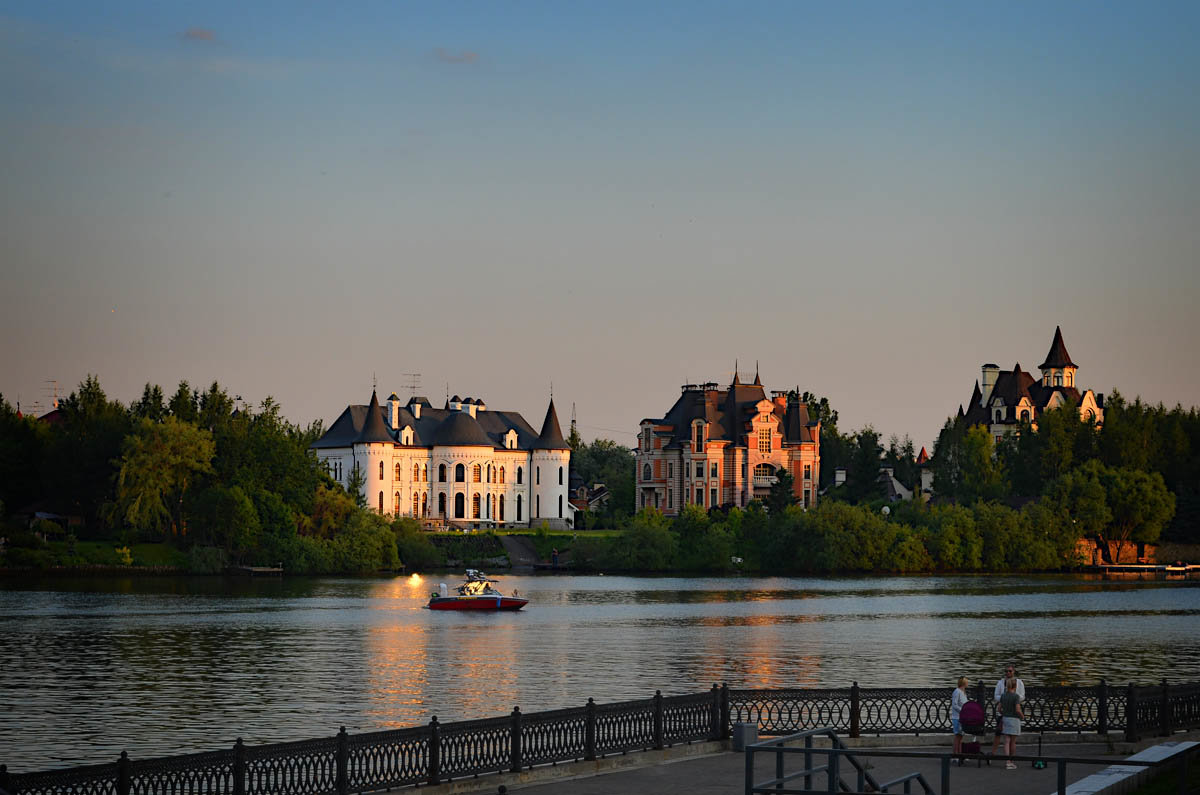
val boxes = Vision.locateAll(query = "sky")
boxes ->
[2,1,1198,449]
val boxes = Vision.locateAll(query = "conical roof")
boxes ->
[1039,326,1077,370]
[531,399,570,449]
[356,391,394,444]
[432,411,493,447]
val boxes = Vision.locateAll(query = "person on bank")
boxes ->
[991,664,1025,755]
[951,677,969,760]
[999,677,1024,769]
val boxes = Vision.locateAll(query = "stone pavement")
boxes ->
[503,741,1131,795]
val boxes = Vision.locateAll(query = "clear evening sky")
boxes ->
[2,2,1198,449]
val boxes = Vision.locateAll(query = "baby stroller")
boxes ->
[958,700,989,766]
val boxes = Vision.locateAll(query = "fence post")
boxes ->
[710,684,721,740]
[653,690,664,750]
[428,717,440,785]
[1098,679,1108,735]
[1125,684,1138,742]
[1160,679,1171,737]
[850,682,861,739]
[117,752,132,795]
[585,698,597,761]
[511,707,522,773]
[721,683,731,739]
[232,740,245,795]
[336,726,349,795]
[0,764,10,795]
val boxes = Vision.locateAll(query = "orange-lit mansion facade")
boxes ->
[636,370,820,515]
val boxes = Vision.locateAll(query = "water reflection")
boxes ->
[1,574,1197,770]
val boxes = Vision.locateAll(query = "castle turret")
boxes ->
[1039,325,1078,389]
[530,399,571,528]
[355,390,395,514]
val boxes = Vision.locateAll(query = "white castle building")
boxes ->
[311,391,572,529]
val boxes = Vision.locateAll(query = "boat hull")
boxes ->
[428,596,528,611]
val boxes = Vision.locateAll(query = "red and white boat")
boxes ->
[428,570,528,611]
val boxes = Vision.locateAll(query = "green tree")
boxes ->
[346,462,367,509]
[1094,464,1175,563]
[168,381,199,423]
[112,416,216,538]
[767,466,797,514]
[49,375,133,531]
[846,428,884,502]
[959,426,1007,503]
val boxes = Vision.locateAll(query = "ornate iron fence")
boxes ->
[4,680,1200,795]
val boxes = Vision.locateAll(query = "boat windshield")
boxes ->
[458,579,499,596]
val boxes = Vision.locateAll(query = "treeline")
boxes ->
[0,376,405,573]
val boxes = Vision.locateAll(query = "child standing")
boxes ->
[951,677,968,761]
[1000,677,1025,770]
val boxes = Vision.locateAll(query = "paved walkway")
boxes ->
[505,741,1129,794]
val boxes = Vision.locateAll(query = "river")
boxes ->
[2,572,1198,770]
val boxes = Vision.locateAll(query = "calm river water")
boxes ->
[2,573,1199,770]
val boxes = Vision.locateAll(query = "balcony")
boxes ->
[753,475,778,488]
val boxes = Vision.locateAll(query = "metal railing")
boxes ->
[745,734,1200,795]
[4,680,1200,795]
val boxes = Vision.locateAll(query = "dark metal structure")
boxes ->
[3,680,1199,795]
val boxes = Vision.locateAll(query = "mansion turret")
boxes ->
[636,368,820,516]
[311,391,572,529]
[959,326,1104,441]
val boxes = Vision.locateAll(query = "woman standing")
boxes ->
[951,677,968,761]
[999,677,1024,770]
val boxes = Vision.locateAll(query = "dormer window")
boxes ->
[757,427,770,453]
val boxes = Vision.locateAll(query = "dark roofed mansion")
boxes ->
[311,391,572,529]
[637,367,821,516]
[959,326,1104,443]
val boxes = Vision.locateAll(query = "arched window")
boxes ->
[558,494,562,517]
[455,463,465,482]
[472,493,480,519]
[486,464,491,484]
[394,492,401,514]
[378,491,383,512]
[395,463,402,481]
[422,492,428,517]
[499,467,506,484]
[995,410,1003,422]
[558,466,563,485]
[1020,410,1031,423]
[536,494,540,517]
[1066,371,1073,387]
[517,467,523,484]
[500,494,506,521]
[412,492,419,516]
[438,493,446,516]
[472,464,481,482]
[422,464,428,482]
[1054,373,1063,387]
[536,466,540,485]
[413,464,419,481]
[379,461,384,480]
[643,463,652,481]
[753,463,775,478]
[438,464,446,482]
[455,493,465,519]
[487,494,493,518]
[516,494,523,522]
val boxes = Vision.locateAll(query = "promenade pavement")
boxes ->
[504,741,1132,795]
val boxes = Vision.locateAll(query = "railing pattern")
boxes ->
[5,680,1200,795]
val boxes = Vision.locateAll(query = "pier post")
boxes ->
[653,691,664,750]
[510,707,522,773]
[1125,684,1138,742]
[1098,679,1108,735]
[335,727,349,795]
[428,717,440,785]
[1160,679,1171,736]
[585,698,597,760]
[232,740,245,795]
[117,752,131,795]
[850,682,860,739]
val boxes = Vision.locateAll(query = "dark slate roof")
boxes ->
[531,399,570,450]
[312,395,542,451]
[1039,326,1077,370]
[963,360,1086,427]
[432,411,494,446]
[647,375,815,449]
[387,393,400,401]
[357,391,395,444]
[408,396,431,407]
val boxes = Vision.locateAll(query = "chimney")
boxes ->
[387,394,401,429]
[410,399,421,420]
[981,364,1000,406]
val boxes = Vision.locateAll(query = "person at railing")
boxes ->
[999,677,1025,770]
[950,676,968,761]
[990,664,1025,756]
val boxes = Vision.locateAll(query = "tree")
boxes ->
[846,428,884,502]
[346,462,367,509]
[168,381,199,423]
[50,375,133,530]
[113,416,216,538]
[959,426,1007,503]
[131,384,166,422]
[767,466,796,514]
[1095,464,1175,563]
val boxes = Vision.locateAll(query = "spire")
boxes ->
[753,361,761,386]
[970,380,982,407]
[732,360,741,386]
[531,398,570,449]
[1039,325,1077,370]
[356,390,394,444]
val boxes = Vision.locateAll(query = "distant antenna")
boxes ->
[372,372,377,391]
[45,380,60,409]
[571,402,577,436]
[401,372,422,394]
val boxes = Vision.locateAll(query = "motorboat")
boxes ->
[428,569,528,611]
